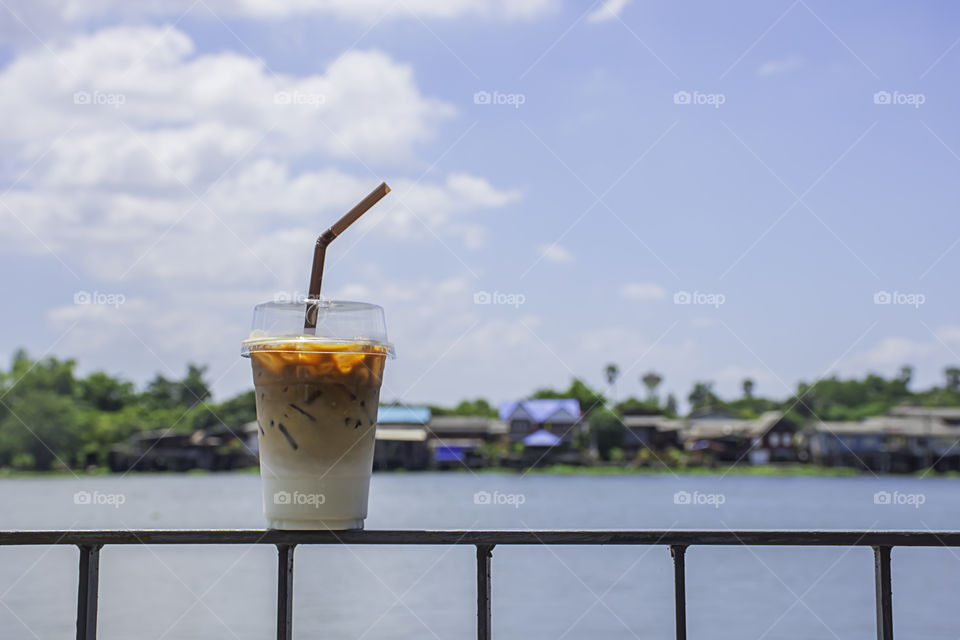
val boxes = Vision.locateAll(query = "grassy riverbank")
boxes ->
[4,464,957,478]
[481,464,863,477]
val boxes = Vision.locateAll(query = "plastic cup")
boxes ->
[241,300,394,530]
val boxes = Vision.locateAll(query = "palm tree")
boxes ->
[741,378,755,400]
[641,371,662,401]
[604,364,620,402]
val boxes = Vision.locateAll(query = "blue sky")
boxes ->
[1,0,959,409]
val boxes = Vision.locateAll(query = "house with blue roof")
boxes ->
[498,399,582,443]
[374,406,431,470]
[377,406,431,425]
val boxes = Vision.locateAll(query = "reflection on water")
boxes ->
[0,472,958,639]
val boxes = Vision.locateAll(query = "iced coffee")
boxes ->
[242,301,392,529]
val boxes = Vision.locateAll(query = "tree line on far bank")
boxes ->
[2,349,960,470]
[0,350,254,470]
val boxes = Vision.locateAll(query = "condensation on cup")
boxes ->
[241,300,394,530]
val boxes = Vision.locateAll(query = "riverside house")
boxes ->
[681,411,798,464]
[374,406,430,470]
[108,424,259,472]
[621,414,684,455]
[498,399,583,443]
[427,415,506,468]
[809,410,960,473]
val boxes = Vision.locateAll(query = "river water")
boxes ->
[0,472,957,639]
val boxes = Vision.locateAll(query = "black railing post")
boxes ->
[873,545,893,640]
[76,544,101,640]
[277,544,296,640]
[476,544,494,640]
[670,545,687,640]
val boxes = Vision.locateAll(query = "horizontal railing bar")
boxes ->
[0,530,957,547]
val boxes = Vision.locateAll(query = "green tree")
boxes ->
[428,398,497,418]
[898,365,913,387]
[193,389,257,432]
[641,371,662,402]
[589,408,624,461]
[180,364,212,407]
[144,364,211,410]
[614,396,660,415]
[742,378,755,399]
[687,382,718,414]
[664,393,678,416]
[0,352,87,468]
[788,373,913,421]
[79,371,135,412]
[531,378,606,415]
[946,367,960,394]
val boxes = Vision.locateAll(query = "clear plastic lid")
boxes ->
[241,300,394,357]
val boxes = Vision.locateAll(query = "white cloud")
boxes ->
[859,336,939,368]
[620,282,666,301]
[569,325,703,402]
[0,0,558,44]
[0,28,454,170]
[834,326,960,390]
[369,173,521,244]
[586,0,630,23]
[756,55,805,77]
[231,0,559,20]
[537,244,574,263]
[0,26,520,283]
[1,22,524,403]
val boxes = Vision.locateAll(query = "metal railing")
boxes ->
[2,529,957,640]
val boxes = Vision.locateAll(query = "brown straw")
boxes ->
[304,182,391,330]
